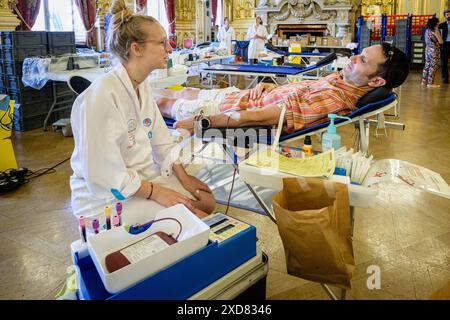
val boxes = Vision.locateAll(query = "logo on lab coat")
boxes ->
[143,118,152,127]
[127,119,137,148]
[147,131,153,140]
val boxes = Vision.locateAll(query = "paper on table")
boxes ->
[245,147,335,178]
[364,159,450,199]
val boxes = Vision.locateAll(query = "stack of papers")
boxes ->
[364,159,450,199]
[244,148,335,178]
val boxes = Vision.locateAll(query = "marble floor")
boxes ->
[0,70,449,300]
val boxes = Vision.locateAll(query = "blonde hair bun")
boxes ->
[110,0,133,24]
[107,0,159,62]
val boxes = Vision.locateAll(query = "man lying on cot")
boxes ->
[154,43,409,135]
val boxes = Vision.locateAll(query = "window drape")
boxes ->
[211,0,217,26]
[136,0,147,11]
[164,0,175,35]
[74,0,97,46]
[14,0,42,31]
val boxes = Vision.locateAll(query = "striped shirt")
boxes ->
[219,72,371,132]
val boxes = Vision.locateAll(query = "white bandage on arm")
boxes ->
[172,87,240,121]
[224,110,240,121]
[197,86,240,101]
[171,99,221,121]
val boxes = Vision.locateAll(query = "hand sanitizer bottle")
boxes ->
[322,114,351,151]
[167,58,173,76]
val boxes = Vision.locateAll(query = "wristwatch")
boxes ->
[200,117,211,130]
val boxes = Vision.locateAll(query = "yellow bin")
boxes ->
[0,97,18,171]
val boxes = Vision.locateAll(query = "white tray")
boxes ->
[87,204,209,293]
[238,162,378,208]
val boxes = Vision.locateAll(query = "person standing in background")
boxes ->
[217,17,235,55]
[422,17,443,88]
[247,16,268,64]
[438,9,450,84]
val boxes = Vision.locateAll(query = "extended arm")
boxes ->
[212,106,281,127]
[174,104,282,134]
[174,83,279,132]
[434,27,444,45]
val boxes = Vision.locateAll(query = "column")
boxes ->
[335,8,352,38]
[195,0,205,44]
[336,23,349,37]
[0,0,21,31]
[96,0,111,51]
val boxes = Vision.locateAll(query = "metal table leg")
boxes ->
[43,80,76,131]
[43,81,57,131]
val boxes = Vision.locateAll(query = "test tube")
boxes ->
[113,215,120,228]
[116,202,122,226]
[104,206,111,230]
[92,219,99,234]
[79,216,86,242]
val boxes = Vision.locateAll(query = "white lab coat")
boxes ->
[70,63,183,222]
[217,25,235,55]
[247,24,268,60]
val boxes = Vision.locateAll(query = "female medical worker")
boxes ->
[217,17,235,55]
[247,16,268,64]
[70,0,215,229]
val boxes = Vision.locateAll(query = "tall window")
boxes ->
[147,0,169,33]
[32,0,86,44]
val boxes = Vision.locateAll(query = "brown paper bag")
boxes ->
[272,177,355,289]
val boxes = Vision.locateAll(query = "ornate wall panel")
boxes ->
[361,0,395,15]
[229,0,256,40]
[424,0,447,21]
[395,0,447,20]
[175,0,196,46]
[174,0,258,43]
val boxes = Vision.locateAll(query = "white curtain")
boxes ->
[147,0,169,33]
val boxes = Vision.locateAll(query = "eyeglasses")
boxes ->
[137,38,171,49]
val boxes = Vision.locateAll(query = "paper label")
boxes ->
[322,138,333,150]
[120,235,169,264]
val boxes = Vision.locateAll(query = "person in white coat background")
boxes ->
[217,16,235,55]
[70,0,215,229]
[247,16,268,64]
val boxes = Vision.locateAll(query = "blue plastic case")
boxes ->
[73,223,257,300]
